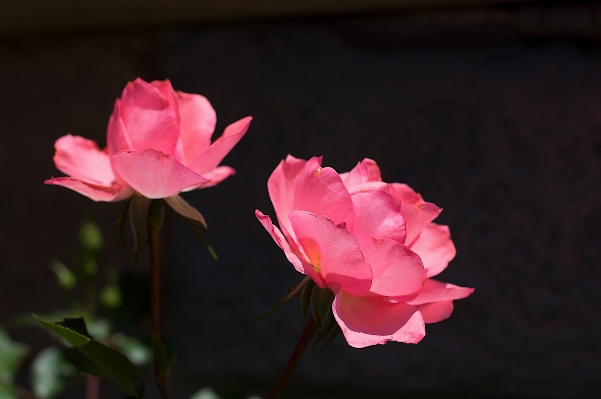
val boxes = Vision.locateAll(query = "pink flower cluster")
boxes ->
[46,78,251,201]
[257,156,473,348]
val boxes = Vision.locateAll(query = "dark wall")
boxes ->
[1,6,600,399]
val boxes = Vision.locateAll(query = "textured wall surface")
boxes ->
[1,6,600,399]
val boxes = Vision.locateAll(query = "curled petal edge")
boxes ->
[255,210,324,288]
[332,291,425,348]
[45,177,133,202]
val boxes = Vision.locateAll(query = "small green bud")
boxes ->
[100,284,122,310]
[78,221,103,253]
[49,259,76,291]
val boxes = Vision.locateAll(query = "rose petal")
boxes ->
[174,91,217,165]
[390,183,423,206]
[333,291,425,348]
[289,211,372,296]
[409,223,456,278]
[255,210,324,287]
[107,100,130,156]
[396,279,474,305]
[53,135,115,185]
[267,155,308,242]
[45,177,132,202]
[109,78,179,155]
[150,80,179,115]
[346,181,390,195]
[112,149,209,199]
[186,116,251,175]
[418,301,454,324]
[355,236,425,297]
[183,166,235,191]
[341,158,382,190]
[401,202,442,247]
[350,190,406,243]
[292,157,355,230]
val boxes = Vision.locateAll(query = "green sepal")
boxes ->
[251,276,312,322]
[186,220,218,261]
[129,195,152,262]
[165,194,218,260]
[165,195,207,229]
[300,279,316,319]
[312,313,341,355]
[309,286,334,331]
[147,199,165,232]
[33,315,138,398]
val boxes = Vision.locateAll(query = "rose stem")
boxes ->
[268,316,317,399]
[85,375,99,399]
[148,200,168,399]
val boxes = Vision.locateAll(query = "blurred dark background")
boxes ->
[1,0,600,398]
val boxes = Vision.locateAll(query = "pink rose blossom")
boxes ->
[256,156,473,348]
[46,78,251,201]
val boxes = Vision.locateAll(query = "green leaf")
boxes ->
[63,348,107,378]
[33,315,138,398]
[76,342,137,396]
[31,346,78,399]
[0,384,16,399]
[0,328,28,384]
[129,195,152,262]
[49,259,76,291]
[33,315,91,347]
[251,276,312,322]
[58,317,91,339]
[309,286,334,331]
[165,195,207,228]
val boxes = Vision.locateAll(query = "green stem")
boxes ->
[148,200,168,399]
[268,316,316,399]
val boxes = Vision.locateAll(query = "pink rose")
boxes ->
[256,156,473,348]
[46,78,252,201]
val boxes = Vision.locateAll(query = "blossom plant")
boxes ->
[46,77,251,203]
[256,155,474,348]
[41,78,252,399]
[21,77,475,399]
